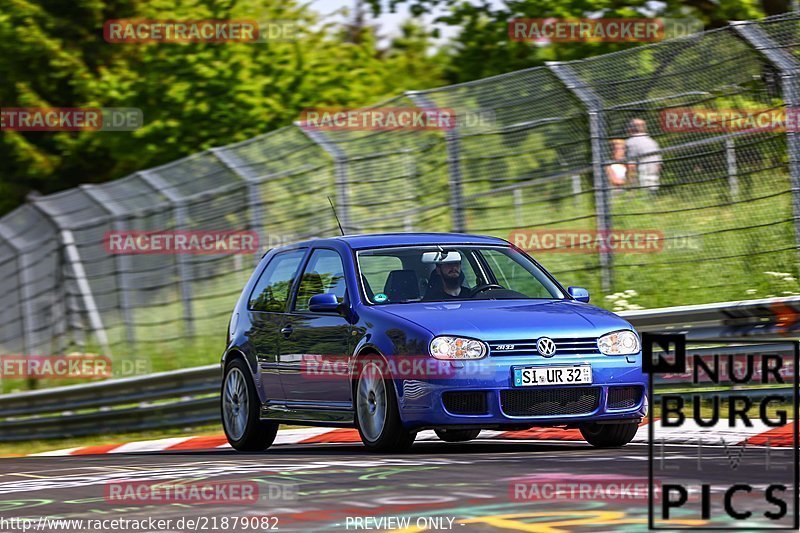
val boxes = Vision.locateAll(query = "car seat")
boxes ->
[384,269,420,302]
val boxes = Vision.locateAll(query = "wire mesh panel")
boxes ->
[0,14,796,364]
[0,236,22,354]
[135,152,249,351]
[90,173,173,352]
[413,67,599,291]
[32,185,133,355]
[217,126,338,242]
[564,21,799,307]
[760,12,800,59]
[0,205,61,355]
[296,96,452,235]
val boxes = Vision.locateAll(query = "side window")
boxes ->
[249,250,306,312]
[295,249,348,311]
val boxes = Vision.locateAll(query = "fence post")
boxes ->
[80,185,136,348]
[296,125,351,233]
[137,171,195,338]
[731,20,800,271]
[725,139,739,200]
[62,229,112,354]
[406,91,467,233]
[210,147,264,262]
[548,62,613,292]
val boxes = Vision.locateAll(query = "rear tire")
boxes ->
[354,356,416,452]
[580,421,638,448]
[222,358,278,452]
[435,429,481,442]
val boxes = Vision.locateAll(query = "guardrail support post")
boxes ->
[731,21,800,274]
[296,125,352,234]
[137,171,195,338]
[548,62,613,292]
[407,91,467,233]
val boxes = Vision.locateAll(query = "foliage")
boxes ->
[0,0,446,214]
[364,0,770,83]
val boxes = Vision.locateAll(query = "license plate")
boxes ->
[513,365,592,387]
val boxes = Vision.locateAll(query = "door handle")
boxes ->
[280,325,293,337]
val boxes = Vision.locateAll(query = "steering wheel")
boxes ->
[469,283,504,297]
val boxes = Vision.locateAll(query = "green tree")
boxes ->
[0,0,446,214]
[365,0,770,83]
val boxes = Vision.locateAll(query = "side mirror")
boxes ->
[568,286,590,303]
[308,293,341,313]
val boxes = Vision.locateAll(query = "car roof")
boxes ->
[289,232,509,251]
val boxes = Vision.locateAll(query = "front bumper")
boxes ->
[395,352,646,430]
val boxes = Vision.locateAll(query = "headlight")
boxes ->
[598,330,640,355]
[429,336,487,360]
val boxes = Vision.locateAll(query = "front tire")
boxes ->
[580,421,639,448]
[435,429,481,442]
[222,358,278,452]
[354,357,415,452]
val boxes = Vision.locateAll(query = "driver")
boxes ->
[423,254,471,300]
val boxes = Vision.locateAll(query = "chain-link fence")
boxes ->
[0,14,797,366]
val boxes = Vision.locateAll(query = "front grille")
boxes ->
[489,338,600,357]
[442,391,488,415]
[608,386,643,409]
[500,387,600,416]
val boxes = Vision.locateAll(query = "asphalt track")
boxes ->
[0,438,796,533]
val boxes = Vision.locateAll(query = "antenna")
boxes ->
[328,196,345,236]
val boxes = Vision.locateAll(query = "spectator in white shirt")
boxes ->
[626,118,662,192]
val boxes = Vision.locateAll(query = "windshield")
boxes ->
[357,245,565,304]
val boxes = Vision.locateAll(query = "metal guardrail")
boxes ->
[0,297,797,441]
[621,296,800,338]
[0,365,220,441]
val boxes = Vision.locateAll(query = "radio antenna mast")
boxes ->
[328,197,346,236]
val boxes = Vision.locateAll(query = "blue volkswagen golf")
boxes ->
[221,233,646,452]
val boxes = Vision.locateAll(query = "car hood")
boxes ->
[372,299,632,340]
